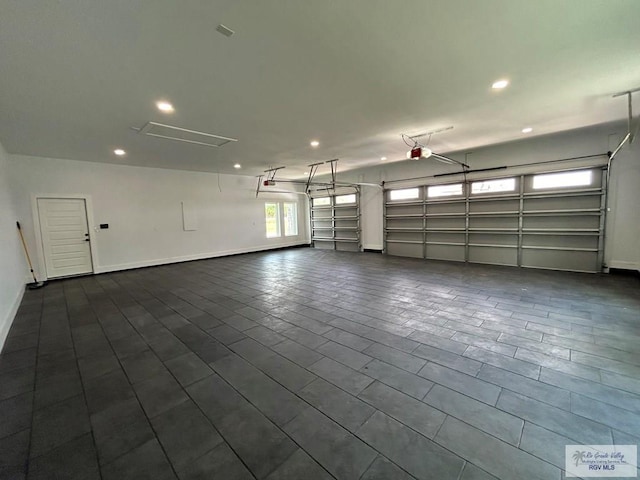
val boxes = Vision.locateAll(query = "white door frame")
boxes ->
[31,194,99,281]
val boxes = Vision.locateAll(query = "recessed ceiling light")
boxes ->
[233,163,241,169]
[522,127,533,133]
[381,157,387,161]
[310,140,320,147]
[113,149,126,156]
[492,79,509,89]
[156,101,174,113]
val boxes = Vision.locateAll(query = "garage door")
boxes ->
[384,167,605,273]
[310,189,361,252]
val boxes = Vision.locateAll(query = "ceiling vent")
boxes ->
[137,122,238,148]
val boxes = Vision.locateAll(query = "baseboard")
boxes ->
[607,260,640,273]
[93,242,310,275]
[363,249,383,253]
[0,283,25,352]
[609,268,640,279]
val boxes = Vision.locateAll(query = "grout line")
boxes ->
[23,287,44,478]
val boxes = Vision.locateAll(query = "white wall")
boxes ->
[8,155,309,279]
[0,141,27,350]
[332,122,640,271]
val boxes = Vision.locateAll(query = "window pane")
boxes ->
[265,203,280,238]
[389,188,420,201]
[532,170,592,189]
[313,197,330,206]
[335,194,356,204]
[427,184,463,198]
[284,202,298,236]
[471,178,516,194]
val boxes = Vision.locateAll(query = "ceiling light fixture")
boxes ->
[522,127,533,133]
[233,163,241,169]
[381,157,387,161]
[492,79,509,89]
[113,149,126,156]
[156,101,174,113]
[310,140,320,147]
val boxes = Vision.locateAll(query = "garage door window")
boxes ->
[335,194,356,204]
[532,170,592,189]
[471,178,516,194]
[427,183,463,198]
[389,188,420,201]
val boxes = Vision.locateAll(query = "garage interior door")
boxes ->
[384,167,605,273]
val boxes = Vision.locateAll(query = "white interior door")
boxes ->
[37,198,93,278]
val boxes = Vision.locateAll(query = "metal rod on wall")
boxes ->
[613,86,639,143]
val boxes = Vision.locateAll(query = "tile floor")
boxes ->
[1,248,639,479]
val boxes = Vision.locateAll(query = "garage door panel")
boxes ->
[427,232,466,244]
[387,204,423,215]
[387,242,423,258]
[469,233,518,246]
[387,231,422,242]
[521,249,599,272]
[337,207,358,216]
[426,217,465,229]
[469,246,518,266]
[336,242,360,252]
[387,218,423,229]
[427,203,465,215]
[469,199,519,213]
[523,234,598,249]
[523,215,600,230]
[312,212,332,220]
[469,216,518,229]
[524,196,600,211]
[337,231,358,240]
[335,219,356,228]
[313,240,335,250]
[313,220,332,228]
[426,244,465,262]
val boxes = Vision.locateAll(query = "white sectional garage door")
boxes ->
[310,190,361,252]
[384,167,606,273]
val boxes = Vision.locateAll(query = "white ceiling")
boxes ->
[1,1,639,179]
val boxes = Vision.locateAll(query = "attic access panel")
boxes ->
[138,122,238,147]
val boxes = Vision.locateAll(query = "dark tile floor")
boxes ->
[1,248,639,480]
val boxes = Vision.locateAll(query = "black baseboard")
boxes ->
[363,249,383,254]
[214,243,311,258]
[609,268,640,279]
[46,243,312,282]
